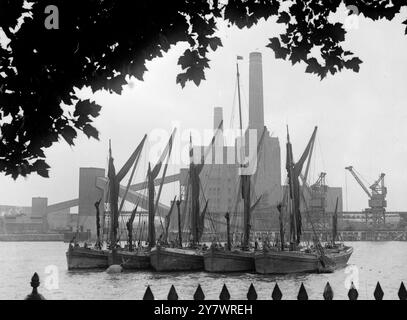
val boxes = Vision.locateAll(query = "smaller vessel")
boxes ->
[150,127,221,272]
[66,199,109,270]
[203,56,264,273]
[111,129,177,270]
[66,135,147,270]
[66,244,109,270]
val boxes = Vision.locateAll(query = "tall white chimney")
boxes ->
[213,106,223,131]
[213,107,223,163]
[249,52,265,132]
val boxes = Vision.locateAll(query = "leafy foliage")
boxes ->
[1,0,406,178]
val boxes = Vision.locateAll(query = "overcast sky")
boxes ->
[1,7,407,213]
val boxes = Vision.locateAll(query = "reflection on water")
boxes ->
[0,241,406,300]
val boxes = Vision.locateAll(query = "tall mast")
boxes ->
[236,55,251,250]
[332,197,339,245]
[286,127,297,250]
[108,135,147,250]
[147,163,155,248]
[236,60,243,136]
[147,129,176,248]
[176,199,182,248]
[189,134,200,246]
[190,122,223,246]
[107,140,118,249]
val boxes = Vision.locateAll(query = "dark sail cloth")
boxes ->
[286,127,317,245]
[277,202,285,251]
[94,199,102,249]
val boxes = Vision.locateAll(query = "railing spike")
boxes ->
[247,283,257,300]
[398,282,407,300]
[374,282,384,300]
[323,282,333,300]
[348,282,359,300]
[272,283,282,300]
[143,285,154,300]
[194,284,205,300]
[219,284,231,300]
[297,283,308,300]
[25,272,45,300]
[167,285,179,300]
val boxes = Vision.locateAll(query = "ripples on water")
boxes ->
[0,241,406,300]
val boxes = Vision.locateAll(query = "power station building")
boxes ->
[177,52,345,236]
[176,52,283,234]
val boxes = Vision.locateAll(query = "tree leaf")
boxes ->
[83,124,99,140]
[61,126,77,146]
[277,12,290,24]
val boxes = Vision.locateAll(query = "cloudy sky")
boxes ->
[1,6,407,213]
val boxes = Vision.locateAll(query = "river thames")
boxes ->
[0,241,406,300]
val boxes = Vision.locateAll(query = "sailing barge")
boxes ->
[66,135,147,270]
[115,129,177,270]
[150,123,223,272]
[66,246,109,270]
[203,57,264,273]
[254,127,353,274]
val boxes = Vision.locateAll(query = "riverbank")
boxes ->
[0,234,64,241]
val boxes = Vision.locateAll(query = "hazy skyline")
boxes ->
[1,7,407,212]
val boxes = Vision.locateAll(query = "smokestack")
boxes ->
[249,52,265,131]
[213,107,223,131]
[213,107,223,163]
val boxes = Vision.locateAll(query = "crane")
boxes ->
[300,172,329,230]
[345,166,387,226]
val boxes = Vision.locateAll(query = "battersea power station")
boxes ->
[4,51,394,242]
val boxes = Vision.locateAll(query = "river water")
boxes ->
[0,241,405,300]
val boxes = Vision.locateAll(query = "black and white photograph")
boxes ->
[1,0,407,309]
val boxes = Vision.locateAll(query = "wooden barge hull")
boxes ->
[255,250,319,274]
[150,246,204,272]
[325,246,353,269]
[255,246,353,274]
[66,247,109,270]
[203,248,255,272]
[114,250,151,270]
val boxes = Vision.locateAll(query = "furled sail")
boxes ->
[118,135,147,214]
[108,135,147,248]
[332,197,339,244]
[108,142,119,248]
[126,203,138,251]
[94,198,102,249]
[147,128,177,248]
[197,199,209,242]
[189,120,223,246]
[163,196,177,244]
[286,126,317,246]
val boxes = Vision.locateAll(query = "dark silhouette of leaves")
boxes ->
[277,12,290,24]
[1,0,406,178]
[61,127,77,146]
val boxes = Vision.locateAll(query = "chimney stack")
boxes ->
[213,107,224,163]
[249,52,265,132]
[213,107,223,131]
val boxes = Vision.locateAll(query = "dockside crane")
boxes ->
[345,166,387,226]
[300,172,329,230]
